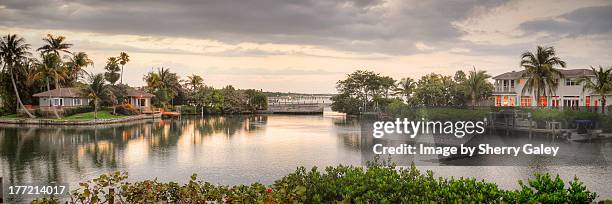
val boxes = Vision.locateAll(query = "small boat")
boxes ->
[567,120,601,142]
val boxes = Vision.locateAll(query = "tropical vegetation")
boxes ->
[331,69,493,114]
[31,162,599,203]
[520,46,566,107]
[0,33,268,118]
[578,66,612,114]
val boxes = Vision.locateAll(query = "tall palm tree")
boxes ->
[81,73,112,120]
[520,46,566,107]
[118,52,130,84]
[37,34,72,56]
[31,54,68,119]
[65,52,94,86]
[0,34,35,118]
[462,67,491,109]
[578,66,612,114]
[104,57,120,84]
[394,77,416,102]
[184,74,204,91]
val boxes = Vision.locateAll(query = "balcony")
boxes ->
[494,86,516,94]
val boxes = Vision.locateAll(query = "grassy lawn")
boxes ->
[0,114,21,119]
[61,110,127,120]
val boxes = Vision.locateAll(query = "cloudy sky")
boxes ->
[1,0,611,93]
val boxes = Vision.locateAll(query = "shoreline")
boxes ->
[0,113,161,125]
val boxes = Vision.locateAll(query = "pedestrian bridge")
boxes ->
[266,95,333,114]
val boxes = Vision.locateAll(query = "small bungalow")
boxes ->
[126,88,154,111]
[33,88,89,108]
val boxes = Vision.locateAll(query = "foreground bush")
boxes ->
[32,163,598,203]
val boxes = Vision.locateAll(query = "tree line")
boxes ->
[332,46,612,115]
[0,33,267,118]
[330,68,493,114]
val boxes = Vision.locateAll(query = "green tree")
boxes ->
[245,89,268,111]
[37,34,72,56]
[394,77,416,102]
[520,46,566,107]
[31,53,68,119]
[333,70,394,113]
[461,67,492,109]
[577,66,612,114]
[0,34,35,118]
[184,74,204,91]
[118,52,130,84]
[411,73,463,107]
[104,57,121,84]
[144,67,180,107]
[81,73,112,120]
[65,52,93,86]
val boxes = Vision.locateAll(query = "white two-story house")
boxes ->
[492,69,611,109]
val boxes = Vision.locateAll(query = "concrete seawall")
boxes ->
[0,114,160,125]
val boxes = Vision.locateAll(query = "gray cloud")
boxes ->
[520,5,612,37]
[0,0,506,55]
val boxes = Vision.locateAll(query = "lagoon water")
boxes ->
[1,114,611,201]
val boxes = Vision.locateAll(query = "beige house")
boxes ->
[492,69,611,109]
[33,88,90,108]
[126,88,154,111]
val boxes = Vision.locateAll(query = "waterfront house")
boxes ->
[33,88,90,108]
[492,69,611,108]
[126,88,154,111]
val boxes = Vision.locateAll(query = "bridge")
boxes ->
[266,95,333,114]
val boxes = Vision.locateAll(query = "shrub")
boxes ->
[178,105,198,115]
[63,106,94,117]
[115,104,139,116]
[32,163,599,203]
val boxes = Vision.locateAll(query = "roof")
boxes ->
[127,88,154,98]
[493,69,594,80]
[33,88,83,98]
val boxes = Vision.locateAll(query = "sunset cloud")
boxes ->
[1,0,610,93]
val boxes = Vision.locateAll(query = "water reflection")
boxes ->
[0,115,610,201]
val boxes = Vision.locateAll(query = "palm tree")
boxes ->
[184,74,204,91]
[143,67,180,106]
[462,67,491,109]
[104,57,120,84]
[31,54,68,119]
[37,34,72,56]
[394,77,416,102]
[520,46,566,107]
[0,34,35,118]
[81,73,112,120]
[118,52,130,84]
[578,66,612,114]
[65,52,94,86]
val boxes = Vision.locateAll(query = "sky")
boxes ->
[1,0,611,93]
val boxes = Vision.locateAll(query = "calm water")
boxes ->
[1,114,611,201]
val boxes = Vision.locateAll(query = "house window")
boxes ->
[551,96,560,107]
[502,96,508,106]
[563,96,579,107]
[520,96,531,107]
[565,78,577,86]
[510,80,515,89]
[586,96,591,108]
[138,99,146,107]
[52,98,64,107]
[495,96,501,106]
[73,98,81,106]
[539,96,548,107]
